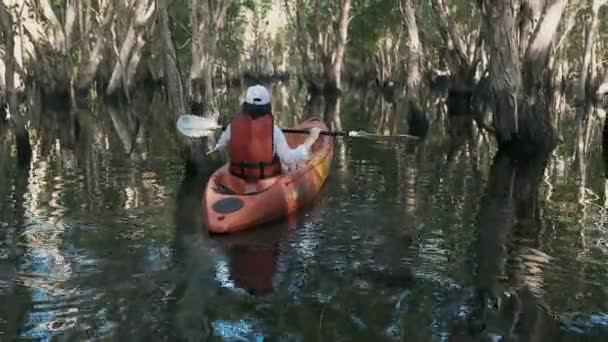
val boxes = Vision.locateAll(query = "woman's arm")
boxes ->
[273,126,320,164]
[207,125,231,155]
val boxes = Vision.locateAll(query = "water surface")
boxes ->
[1,85,607,341]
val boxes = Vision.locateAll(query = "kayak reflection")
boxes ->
[213,222,293,295]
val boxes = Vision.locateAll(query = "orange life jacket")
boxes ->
[228,112,281,180]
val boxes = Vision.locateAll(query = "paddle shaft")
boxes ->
[217,124,347,137]
[280,128,347,137]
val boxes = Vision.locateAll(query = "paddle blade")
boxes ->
[176,114,221,137]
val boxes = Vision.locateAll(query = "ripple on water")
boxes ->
[212,319,266,341]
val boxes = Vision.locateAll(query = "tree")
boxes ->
[189,0,230,117]
[0,0,31,165]
[481,0,567,156]
[285,0,352,94]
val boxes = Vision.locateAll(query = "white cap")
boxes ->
[244,85,271,105]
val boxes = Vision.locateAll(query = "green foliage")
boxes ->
[349,0,401,52]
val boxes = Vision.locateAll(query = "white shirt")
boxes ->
[214,125,310,167]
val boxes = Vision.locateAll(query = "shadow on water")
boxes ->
[0,136,32,339]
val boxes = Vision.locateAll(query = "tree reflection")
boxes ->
[455,150,568,340]
[0,133,32,340]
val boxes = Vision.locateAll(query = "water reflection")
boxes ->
[0,84,607,340]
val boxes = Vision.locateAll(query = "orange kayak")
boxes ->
[204,117,333,233]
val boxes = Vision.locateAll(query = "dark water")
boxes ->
[1,84,607,341]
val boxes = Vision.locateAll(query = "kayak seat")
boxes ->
[213,170,279,196]
[215,183,236,195]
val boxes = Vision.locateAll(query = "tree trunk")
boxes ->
[480,0,521,147]
[518,0,546,57]
[575,0,603,106]
[602,106,608,176]
[430,0,470,77]
[158,0,186,117]
[0,0,31,165]
[106,0,156,97]
[519,0,567,153]
[286,0,321,93]
[400,0,428,137]
[324,0,351,94]
[0,1,17,115]
[574,0,606,179]
[189,0,229,116]
[75,0,116,91]
[521,0,567,88]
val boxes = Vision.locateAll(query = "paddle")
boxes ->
[176,114,419,140]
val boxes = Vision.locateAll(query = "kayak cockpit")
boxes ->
[212,169,279,195]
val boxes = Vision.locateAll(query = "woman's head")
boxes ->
[242,84,272,117]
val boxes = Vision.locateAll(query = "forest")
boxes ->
[0,0,606,163]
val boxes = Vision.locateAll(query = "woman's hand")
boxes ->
[303,127,322,150]
[309,127,321,141]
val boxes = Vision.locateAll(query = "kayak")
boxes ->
[204,117,333,233]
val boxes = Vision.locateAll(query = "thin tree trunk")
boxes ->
[325,0,351,93]
[401,0,422,100]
